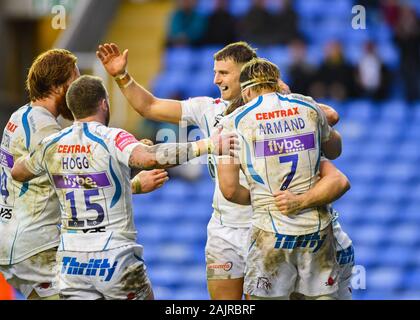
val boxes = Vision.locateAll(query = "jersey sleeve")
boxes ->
[317,106,332,143]
[28,113,61,153]
[24,143,46,176]
[112,130,143,167]
[181,97,215,127]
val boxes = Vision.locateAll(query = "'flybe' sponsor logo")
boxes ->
[52,172,111,189]
[256,107,299,120]
[58,144,92,154]
[61,257,117,281]
[0,148,14,168]
[255,133,315,157]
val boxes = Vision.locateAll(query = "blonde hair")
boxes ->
[239,58,280,94]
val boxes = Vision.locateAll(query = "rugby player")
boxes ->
[0,49,79,300]
[10,75,237,300]
[217,58,347,299]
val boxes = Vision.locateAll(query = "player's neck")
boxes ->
[75,114,106,126]
[30,97,59,118]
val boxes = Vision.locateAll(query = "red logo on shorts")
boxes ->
[208,262,233,272]
[39,282,51,289]
[325,277,335,286]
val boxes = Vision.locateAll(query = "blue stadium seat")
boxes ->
[174,286,209,300]
[170,222,207,244]
[148,265,185,288]
[377,42,400,69]
[350,225,385,247]
[380,99,408,121]
[164,47,195,71]
[354,245,379,268]
[345,100,377,121]
[367,267,404,291]
[137,222,173,243]
[153,286,175,300]
[360,202,397,224]
[381,245,413,268]
[152,70,189,98]
[389,224,420,247]
[229,0,252,16]
[402,269,420,290]
[184,70,218,98]
[196,0,215,15]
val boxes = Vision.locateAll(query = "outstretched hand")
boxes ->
[96,43,128,77]
[210,127,240,158]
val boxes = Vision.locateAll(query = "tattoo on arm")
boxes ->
[128,142,196,170]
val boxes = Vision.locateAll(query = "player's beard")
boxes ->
[56,89,74,121]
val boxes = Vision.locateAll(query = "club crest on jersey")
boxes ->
[254,133,315,157]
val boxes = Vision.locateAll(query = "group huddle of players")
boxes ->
[0,41,354,300]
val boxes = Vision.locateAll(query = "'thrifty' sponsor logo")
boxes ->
[255,133,315,157]
[52,172,111,189]
[61,257,117,281]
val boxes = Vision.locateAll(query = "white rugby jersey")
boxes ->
[0,105,61,265]
[221,92,333,235]
[24,121,142,252]
[182,97,252,228]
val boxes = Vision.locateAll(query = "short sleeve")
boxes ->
[24,143,46,176]
[181,97,216,127]
[113,130,142,167]
[318,107,332,143]
[28,110,61,153]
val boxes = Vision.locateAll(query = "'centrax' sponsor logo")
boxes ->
[256,107,299,120]
[58,144,92,154]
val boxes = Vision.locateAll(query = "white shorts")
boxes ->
[0,247,58,299]
[205,218,250,280]
[56,244,152,300]
[336,245,355,300]
[244,224,340,298]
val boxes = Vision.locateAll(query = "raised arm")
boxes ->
[96,43,182,124]
[273,159,350,215]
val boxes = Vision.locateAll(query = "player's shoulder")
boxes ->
[184,96,228,109]
[28,106,60,127]
[7,104,32,124]
[285,93,319,109]
[41,125,72,144]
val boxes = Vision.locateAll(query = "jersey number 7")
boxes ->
[279,154,298,190]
